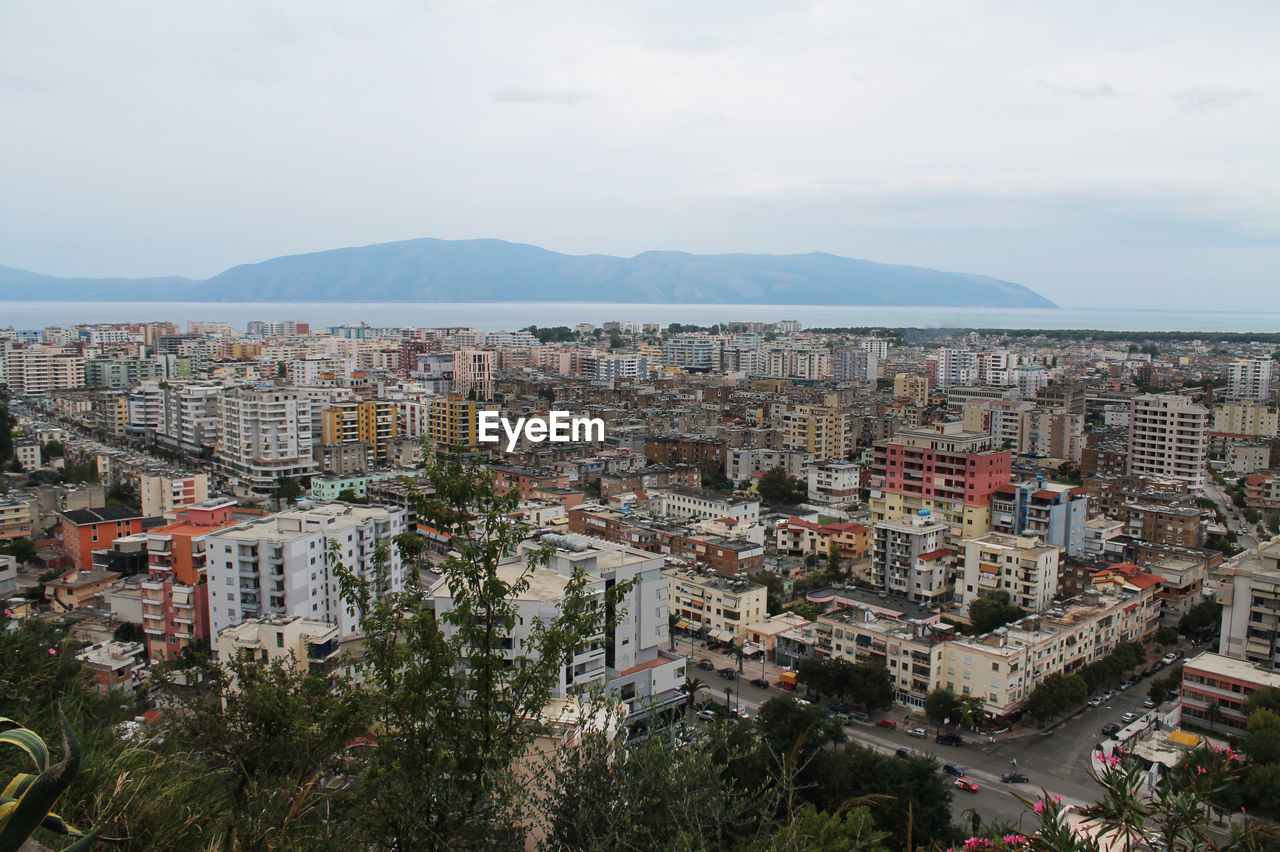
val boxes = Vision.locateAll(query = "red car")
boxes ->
[954,777,980,793]
[876,719,897,730]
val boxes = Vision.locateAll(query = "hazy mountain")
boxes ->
[0,238,1055,307]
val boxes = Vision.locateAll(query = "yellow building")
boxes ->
[428,394,481,449]
[893,373,930,407]
[323,399,400,463]
[869,490,993,545]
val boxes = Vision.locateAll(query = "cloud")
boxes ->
[1174,87,1255,113]
[493,86,589,105]
[1039,80,1122,98]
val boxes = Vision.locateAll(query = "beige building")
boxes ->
[1216,538,1280,668]
[666,568,767,642]
[1213,400,1279,437]
[1127,394,1208,489]
[777,404,850,460]
[217,615,341,683]
[893,373,930,408]
[960,532,1060,614]
[452,348,496,400]
[139,471,209,518]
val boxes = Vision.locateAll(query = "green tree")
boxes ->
[757,467,808,506]
[924,687,959,725]
[111,621,144,643]
[1028,673,1088,722]
[333,458,635,850]
[1155,626,1180,648]
[1244,686,1280,717]
[2,535,38,566]
[274,476,302,507]
[1243,708,1280,765]
[1179,600,1222,635]
[40,438,64,463]
[967,590,1024,635]
[826,542,843,578]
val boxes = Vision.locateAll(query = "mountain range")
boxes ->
[0,238,1054,307]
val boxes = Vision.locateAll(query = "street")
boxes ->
[684,642,1175,830]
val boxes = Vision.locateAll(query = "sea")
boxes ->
[2,301,1279,334]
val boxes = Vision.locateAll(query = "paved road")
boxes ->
[1204,476,1257,550]
[686,643,1179,829]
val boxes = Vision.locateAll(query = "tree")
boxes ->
[332,458,635,850]
[1028,673,1088,722]
[40,439,64,463]
[826,542,843,578]
[2,536,38,566]
[111,621,144,643]
[105,483,137,508]
[393,531,427,574]
[274,476,302,507]
[845,662,894,712]
[685,676,707,710]
[1205,699,1224,735]
[1179,600,1222,636]
[1155,626,1179,648]
[1244,708,1280,766]
[1245,686,1280,717]
[757,467,808,506]
[967,590,1024,635]
[924,687,959,725]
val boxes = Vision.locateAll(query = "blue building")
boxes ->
[990,478,1088,557]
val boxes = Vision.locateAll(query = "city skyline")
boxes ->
[2,2,1277,311]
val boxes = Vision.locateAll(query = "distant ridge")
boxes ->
[0,238,1055,307]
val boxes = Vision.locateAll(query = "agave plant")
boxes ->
[0,709,100,851]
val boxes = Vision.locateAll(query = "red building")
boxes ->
[870,425,1011,506]
[59,506,144,571]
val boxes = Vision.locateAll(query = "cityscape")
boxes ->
[4,316,1280,849]
[4,2,1280,851]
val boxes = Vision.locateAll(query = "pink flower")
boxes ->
[1002,835,1028,845]
[1034,800,1045,814]
[963,839,990,851]
[3,609,12,616]
[48,648,57,655]
[1053,795,1062,803]
[1196,765,1207,775]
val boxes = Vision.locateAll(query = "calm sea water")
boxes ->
[2,301,1279,333]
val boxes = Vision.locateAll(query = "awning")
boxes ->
[710,629,735,642]
[743,642,765,655]
[675,620,691,631]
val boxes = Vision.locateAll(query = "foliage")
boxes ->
[1147,667,1184,706]
[2,535,38,565]
[331,457,635,850]
[111,622,145,643]
[0,710,99,851]
[1243,686,1280,717]
[335,487,366,503]
[1155,626,1179,647]
[967,591,1024,635]
[274,476,302,505]
[41,439,65,463]
[757,467,808,506]
[1027,673,1089,722]
[796,658,893,711]
[925,687,959,725]
[106,483,137,508]
[1180,599,1223,635]
[522,325,575,343]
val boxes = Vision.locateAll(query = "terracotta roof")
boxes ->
[917,548,952,561]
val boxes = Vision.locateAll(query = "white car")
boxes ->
[906,727,929,739]
[1120,712,1140,724]
[1088,696,1104,707]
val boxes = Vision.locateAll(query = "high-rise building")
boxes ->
[832,346,877,381]
[427,394,483,449]
[4,346,85,395]
[871,512,951,604]
[1227,357,1273,401]
[322,399,400,464]
[452,348,495,399]
[1216,539,1280,669]
[1127,394,1208,490]
[216,387,316,494]
[778,404,850,460]
[990,479,1089,557]
[205,503,407,648]
[662,335,718,371]
[1213,401,1279,437]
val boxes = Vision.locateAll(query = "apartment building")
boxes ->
[663,335,719,370]
[158,384,222,457]
[893,373,930,408]
[832,345,877,381]
[84,355,167,390]
[1216,539,1280,668]
[322,399,400,464]
[871,512,952,604]
[651,485,760,524]
[775,518,871,562]
[216,387,317,494]
[139,499,240,662]
[139,470,209,518]
[432,534,686,721]
[76,640,146,696]
[1127,394,1208,490]
[1227,357,1273,402]
[868,422,1012,540]
[666,567,767,641]
[1213,400,1279,437]
[1181,651,1280,734]
[205,503,407,647]
[217,616,341,682]
[807,460,860,504]
[645,436,727,469]
[1243,473,1280,511]
[427,394,483,449]
[725,447,812,483]
[990,480,1088,557]
[0,493,37,542]
[4,346,85,395]
[1118,502,1205,549]
[59,506,145,571]
[777,404,850,460]
[450,348,495,400]
[960,533,1060,614]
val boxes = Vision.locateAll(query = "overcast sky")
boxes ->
[2,1,1276,310]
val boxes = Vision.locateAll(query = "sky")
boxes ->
[1,0,1277,310]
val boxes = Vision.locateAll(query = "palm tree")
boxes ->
[1206,700,1223,735]
[668,613,679,651]
[684,676,706,711]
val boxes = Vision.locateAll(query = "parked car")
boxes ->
[895,747,913,759]
[1118,679,1132,691]
[906,727,929,739]
[1120,712,1140,724]
[1143,697,1157,708]
[1142,665,1158,677]
[848,711,871,723]
[749,677,770,689]
[942,762,966,777]
[1001,771,1030,783]
[954,777,981,793]
[1101,723,1122,736]
[696,709,718,722]
[1102,690,1116,701]
[697,659,716,671]
[936,733,965,746]
[1161,652,1178,665]
[1088,696,1104,707]
[716,667,737,680]
[876,719,897,730]
[729,707,751,720]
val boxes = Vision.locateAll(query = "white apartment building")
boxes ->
[139,471,209,517]
[765,346,830,380]
[593,353,648,380]
[1227,357,1273,401]
[159,384,222,455]
[1127,394,1208,490]
[832,346,878,381]
[665,567,767,641]
[452,348,495,400]
[430,534,686,721]
[1213,401,1279,437]
[871,512,952,604]
[932,348,979,389]
[651,485,760,524]
[289,356,350,386]
[662,336,718,370]
[206,504,406,648]
[807,460,860,504]
[1216,539,1280,668]
[217,615,341,681]
[216,387,317,494]
[725,447,812,483]
[127,381,166,431]
[960,532,1060,614]
[5,347,85,395]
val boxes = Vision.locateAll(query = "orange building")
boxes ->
[59,507,144,571]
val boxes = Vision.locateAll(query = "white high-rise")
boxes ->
[1127,393,1208,490]
[1227,357,1273,402]
[216,387,316,494]
[206,503,406,649]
